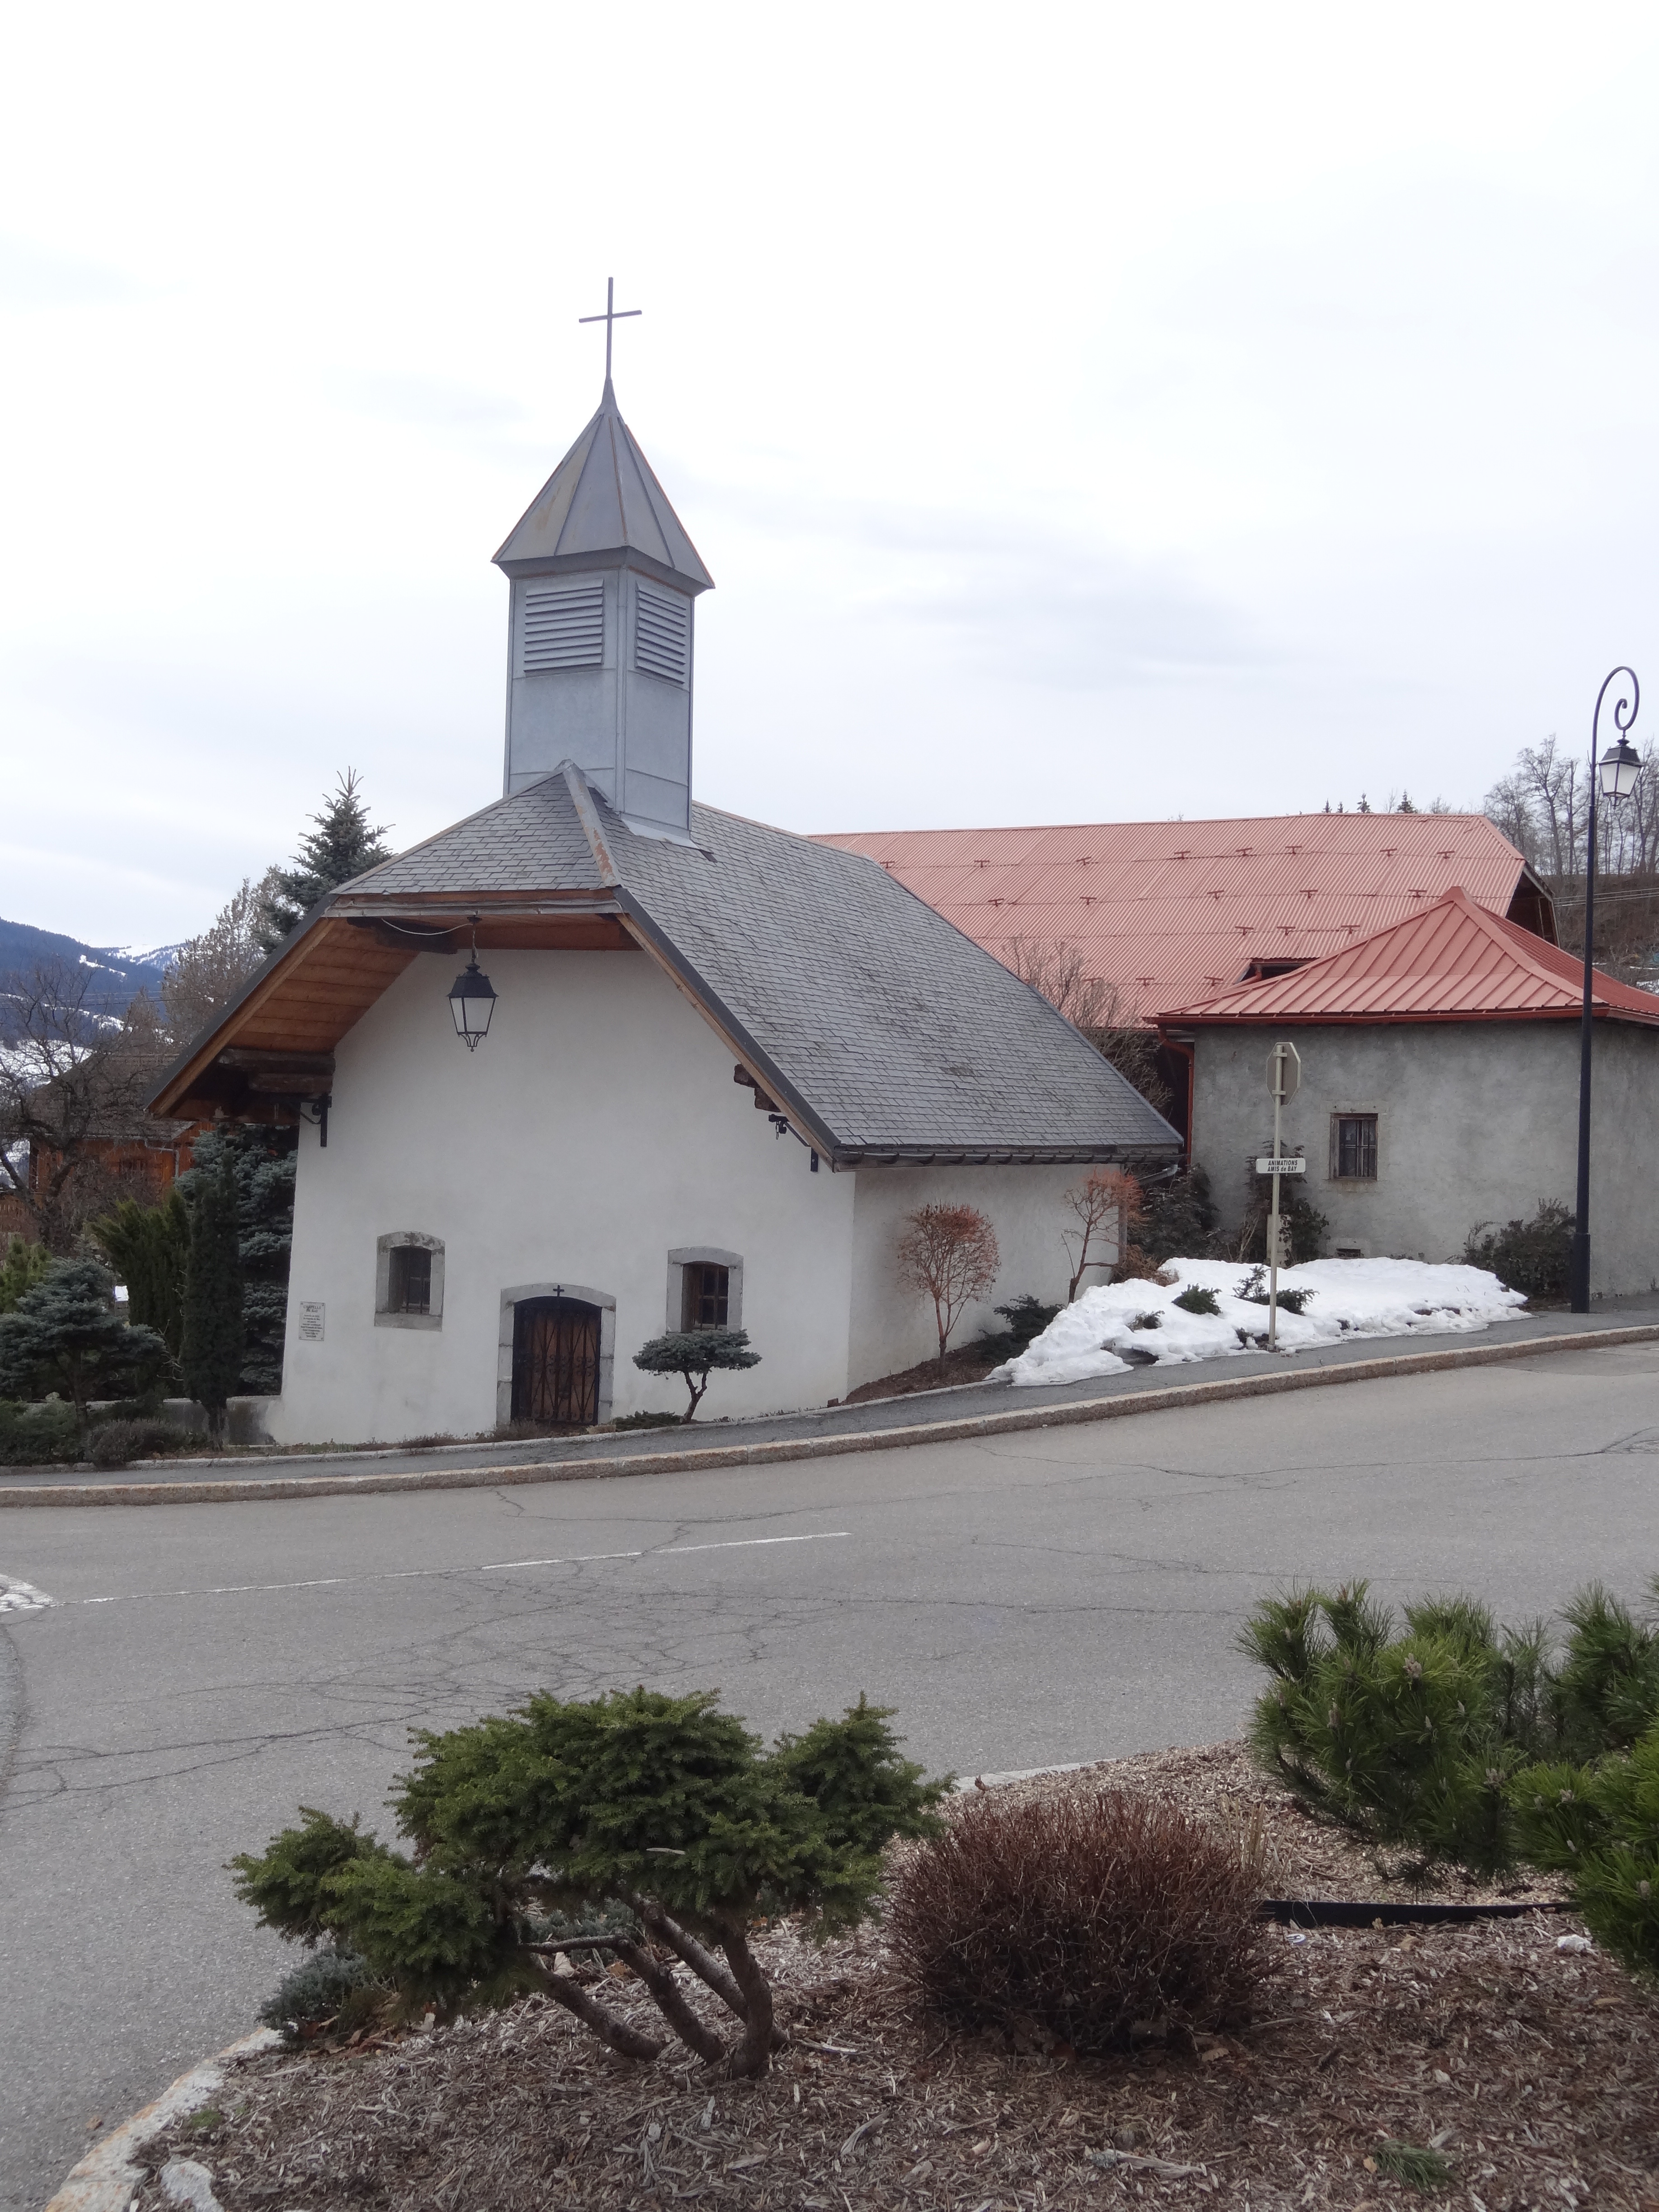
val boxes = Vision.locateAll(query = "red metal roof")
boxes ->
[816,813,1551,1027]
[1158,887,1659,1027]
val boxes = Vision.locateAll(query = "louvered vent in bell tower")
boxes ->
[520,579,605,673]
[634,583,690,685]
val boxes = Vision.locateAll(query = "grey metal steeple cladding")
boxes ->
[494,379,713,841]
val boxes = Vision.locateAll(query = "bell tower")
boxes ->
[493,313,713,841]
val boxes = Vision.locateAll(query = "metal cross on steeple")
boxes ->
[579,276,641,387]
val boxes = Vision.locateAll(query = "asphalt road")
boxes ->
[4,1340,1659,2207]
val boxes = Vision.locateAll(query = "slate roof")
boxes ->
[818,812,1553,1025]
[337,766,1180,1164]
[492,380,714,590]
[1158,887,1659,1028]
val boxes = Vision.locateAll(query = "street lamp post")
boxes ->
[1569,667,1642,1313]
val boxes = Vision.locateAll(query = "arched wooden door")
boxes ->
[511,1295,601,1426]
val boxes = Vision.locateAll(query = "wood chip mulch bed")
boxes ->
[128,1743,1659,2212]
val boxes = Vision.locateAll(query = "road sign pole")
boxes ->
[1269,1083,1281,1350]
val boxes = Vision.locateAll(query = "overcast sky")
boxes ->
[5,2,1659,949]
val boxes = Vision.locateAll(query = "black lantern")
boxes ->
[448,917,497,1050]
[1600,732,1641,802]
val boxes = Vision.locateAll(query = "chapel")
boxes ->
[148,355,1179,1442]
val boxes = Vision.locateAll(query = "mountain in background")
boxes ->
[0,915,178,1018]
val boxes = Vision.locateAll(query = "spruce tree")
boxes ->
[181,1158,246,1440]
[92,1191,190,1358]
[0,1259,168,1414]
[257,770,394,954]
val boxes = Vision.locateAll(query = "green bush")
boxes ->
[0,1236,52,1316]
[1509,1726,1659,1974]
[0,1397,81,1466]
[975,1294,1060,1361]
[1139,1167,1220,1266]
[1239,1584,1559,1876]
[258,1943,381,2044]
[1240,1576,1659,1886]
[1172,1284,1220,1316]
[1235,1266,1314,1316]
[233,1687,947,2076]
[1464,1199,1573,1302]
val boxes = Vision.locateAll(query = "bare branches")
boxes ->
[1062,1167,1144,1300]
[0,962,173,1251]
[895,1204,1000,1368]
[1005,937,1172,1112]
[159,872,278,1047]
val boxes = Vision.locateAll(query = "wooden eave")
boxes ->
[146,894,643,1125]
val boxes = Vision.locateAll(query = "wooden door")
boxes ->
[511,1297,601,1426]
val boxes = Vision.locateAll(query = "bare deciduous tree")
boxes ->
[1004,937,1172,1114]
[0,966,172,1253]
[895,1203,1000,1369]
[1485,736,1659,975]
[1062,1167,1144,1301]
[160,872,279,1047]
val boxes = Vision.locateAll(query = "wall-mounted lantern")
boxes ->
[448,915,497,1051]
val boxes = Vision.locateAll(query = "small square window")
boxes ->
[1331,1114,1378,1181]
[387,1244,432,1314]
[682,1262,730,1331]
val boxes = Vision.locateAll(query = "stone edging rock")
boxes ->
[5,1324,1655,1510]
[44,2030,281,2212]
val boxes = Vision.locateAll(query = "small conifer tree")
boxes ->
[0,1258,168,1414]
[0,1234,52,1316]
[233,1687,948,2077]
[257,770,394,953]
[180,1158,245,1440]
[633,1326,760,1421]
[92,1191,190,1359]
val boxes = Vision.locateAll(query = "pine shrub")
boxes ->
[233,1687,947,2077]
[1239,1584,1558,1876]
[1172,1284,1220,1316]
[632,1328,759,1421]
[1509,1726,1659,1974]
[885,1788,1261,2054]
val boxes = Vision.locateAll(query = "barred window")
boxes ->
[681,1262,730,1331]
[387,1244,432,1314]
[1331,1114,1378,1180]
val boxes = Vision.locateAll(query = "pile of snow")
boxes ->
[1000,1257,1528,1389]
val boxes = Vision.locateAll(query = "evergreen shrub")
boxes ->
[886,1788,1261,2054]
[87,1416,180,1469]
[1172,1284,1220,1316]
[0,1236,51,1315]
[632,1327,760,1421]
[258,1943,382,2044]
[974,1294,1060,1361]
[233,1687,947,2077]
[0,1397,80,1466]
[1509,1725,1659,1974]
[1138,1168,1220,1266]
[0,1260,169,1414]
[1464,1200,1573,1303]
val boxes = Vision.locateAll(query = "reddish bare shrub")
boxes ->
[886,1788,1262,2054]
[1062,1167,1144,1298]
[895,1204,1000,1367]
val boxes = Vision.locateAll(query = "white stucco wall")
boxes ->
[272,947,856,1443]
[847,1161,1118,1387]
[1187,1018,1659,1297]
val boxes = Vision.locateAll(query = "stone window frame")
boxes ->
[375,1231,445,1329]
[1328,1111,1380,1182]
[666,1247,744,1335]
[497,1282,616,1428]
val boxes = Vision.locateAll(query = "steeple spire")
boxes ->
[492,293,712,840]
[578,275,641,398]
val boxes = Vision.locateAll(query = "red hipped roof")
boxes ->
[816,813,1551,1026]
[1158,888,1659,1027]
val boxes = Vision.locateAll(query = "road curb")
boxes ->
[43,2029,281,2212]
[5,1323,1656,1510]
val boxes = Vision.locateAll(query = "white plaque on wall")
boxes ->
[298,1302,326,1342]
